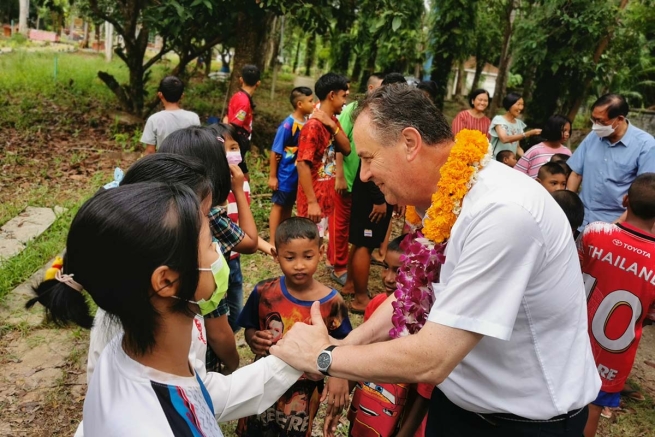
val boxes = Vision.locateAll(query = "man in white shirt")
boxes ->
[140,76,201,154]
[271,85,601,436]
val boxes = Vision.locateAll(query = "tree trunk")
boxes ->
[351,55,362,85]
[472,57,485,91]
[292,39,301,73]
[565,0,630,122]
[489,0,515,116]
[359,43,378,93]
[255,11,276,73]
[204,48,213,77]
[268,16,283,71]
[304,34,316,77]
[82,21,89,48]
[229,10,267,96]
[454,60,466,99]
[18,0,29,34]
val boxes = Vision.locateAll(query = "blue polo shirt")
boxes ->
[568,123,655,228]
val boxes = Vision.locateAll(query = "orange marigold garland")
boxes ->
[391,129,491,338]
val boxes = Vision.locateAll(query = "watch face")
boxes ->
[317,352,331,370]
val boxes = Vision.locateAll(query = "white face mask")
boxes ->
[226,151,243,165]
[591,119,617,138]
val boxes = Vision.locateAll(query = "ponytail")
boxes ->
[26,260,93,329]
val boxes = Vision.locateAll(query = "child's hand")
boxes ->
[229,164,245,192]
[312,108,337,133]
[323,410,342,437]
[249,330,274,355]
[321,377,350,416]
[307,201,323,223]
[268,176,279,191]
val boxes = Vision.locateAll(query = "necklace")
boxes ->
[391,130,492,338]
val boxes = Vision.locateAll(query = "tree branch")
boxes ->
[87,0,127,40]
[97,71,132,112]
[143,37,169,71]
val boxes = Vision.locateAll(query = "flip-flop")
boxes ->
[348,301,365,315]
[600,407,613,419]
[330,271,347,287]
[620,388,646,401]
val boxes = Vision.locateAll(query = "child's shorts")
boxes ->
[592,390,621,407]
[272,189,297,207]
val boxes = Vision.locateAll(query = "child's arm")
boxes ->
[312,109,351,156]
[229,164,258,254]
[297,160,322,223]
[140,117,157,155]
[245,327,274,356]
[335,153,347,195]
[205,314,239,375]
[396,388,430,437]
[268,151,280,191]
[257,237,275,256]
[322,377,351,437]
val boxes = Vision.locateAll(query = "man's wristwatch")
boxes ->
[317,345,337,376]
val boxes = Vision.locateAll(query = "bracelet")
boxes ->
[333,126,340,137]
[522,132,526,139]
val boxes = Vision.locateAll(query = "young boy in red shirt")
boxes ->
[224,64,261,177]
[579,173,655,437]
[296,73,351,240]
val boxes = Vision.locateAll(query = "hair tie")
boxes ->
[55,270,84,293]
[216,136,225,143]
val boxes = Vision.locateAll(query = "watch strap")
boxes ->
[318,345,338,376]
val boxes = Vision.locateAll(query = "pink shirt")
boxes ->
[514,143,572,178]
[452,110,491,139]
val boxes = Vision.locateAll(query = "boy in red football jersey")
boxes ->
[296,73,351,240]
[579,173,655,437]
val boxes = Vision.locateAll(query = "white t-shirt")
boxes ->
[140,109,201,148]
[428,160,601,419]
[77,310,302,436]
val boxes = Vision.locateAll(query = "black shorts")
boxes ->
[349,193,393,248]
[271,189,297,207]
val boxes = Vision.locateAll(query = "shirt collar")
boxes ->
[606,120,634,148]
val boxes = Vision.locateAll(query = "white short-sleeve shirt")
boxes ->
[428,160,600,419]
[140,109,201,148]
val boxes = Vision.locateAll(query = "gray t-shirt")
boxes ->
[140,109,201,148]
[489,115,526,157]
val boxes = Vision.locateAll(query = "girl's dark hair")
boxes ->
[207,122,238,144]
[120,153,212,203]
[417,81,438,103]
[468,88,490,108]
[159,126,231,206]
[540,115,571,142]
[502,92,523,111]
[26,183,202,355]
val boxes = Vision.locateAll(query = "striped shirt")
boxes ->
[515,142,571,178]
[452,110,491,139]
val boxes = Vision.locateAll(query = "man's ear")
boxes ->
[622,194,629,209]
[401,127,422,163]
[151,266,179,298]
[256,80,261,88]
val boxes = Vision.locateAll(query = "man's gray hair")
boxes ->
[352,84,453,146]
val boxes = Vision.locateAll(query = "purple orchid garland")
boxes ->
[389,231,447,338]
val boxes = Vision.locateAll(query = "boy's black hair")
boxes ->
[26,183,202,355]
[496,150,514,163]
[627,173,655,220]
[468,88,490,108]
[368,72,386,87]
[382,72,407,86]
[387,234,407,254]
[552,190,584,230]
[541,115,571,142]
[241,64,261,86]
[538,162,566,179]
[275,217,319,249]
[314,73,350,101]
[502,92,522,111]
[592,93,629,119]
[290,86,313,108]
[417,81,438,103]
[159,126,231,206]
[550,153,570,163]
[158,76,184,103]
[120,154,212,203]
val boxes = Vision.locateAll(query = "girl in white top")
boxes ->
[489,92,542,158]
[27,179,301,436]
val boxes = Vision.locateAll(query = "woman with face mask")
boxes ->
[489,92,542,158]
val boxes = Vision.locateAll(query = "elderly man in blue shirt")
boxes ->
[567,94,655,230]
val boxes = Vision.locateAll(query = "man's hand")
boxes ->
[369,203,387,224]
[335,176,348,196]
[229,164,245,193]
[249,330,274,356]
[270,301,331,377]
[312,108,337,133]
[268,176,279,191]
[308,201,323,223]
[394,205,406,217]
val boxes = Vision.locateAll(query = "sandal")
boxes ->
[348,301,366,315]
[620,387,646,401]
[330,271,347,287]
[600,407,613,419]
